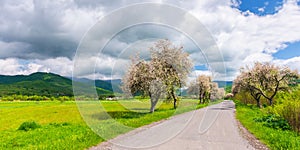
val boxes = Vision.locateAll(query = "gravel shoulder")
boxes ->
[235,112,269,150]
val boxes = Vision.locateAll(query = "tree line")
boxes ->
[0,95,74,102]
[187,75,225,104]
[122,39,225,112]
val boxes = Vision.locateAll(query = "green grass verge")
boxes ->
[235,101,300,150]
[0,99,214,149]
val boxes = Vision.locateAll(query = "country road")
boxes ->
[91,100,255,150]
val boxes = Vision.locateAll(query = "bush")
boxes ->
[268,100,300,133]
[49,122,71,127]
[254,114,291,130]
[266,87,300,133]
[2,96,14,101]
[236,104,300,150]
[18,121,41,131]
[233,91,256,105]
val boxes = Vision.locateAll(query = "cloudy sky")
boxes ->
[1,0,300,81]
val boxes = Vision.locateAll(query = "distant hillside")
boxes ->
[0,72,235,97]
[0,72,112,97]
[96,79,122,93]
[72,77,122,93]
[213,81,233,88]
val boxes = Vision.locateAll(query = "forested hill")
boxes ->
[0,72,235,97]
[0,72,114,97]
[213,81,233,88]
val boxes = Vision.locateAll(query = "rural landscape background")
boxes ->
[1,0,300,150]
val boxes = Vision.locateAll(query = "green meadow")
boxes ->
[0,99,207,150]
[235,101,300,149]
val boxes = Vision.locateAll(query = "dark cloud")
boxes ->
[1,0,299,81]
[101,24,193,58]
[0,0,199,61]
[0,0,99,59]
[74,0,121,9]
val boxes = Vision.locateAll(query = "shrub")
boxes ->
[254,114,291,130]
[2,96,14,101]
[266,88,300,133]
[233,91,256,105]
[18,121,41,131]
[270,101,300,133]
[49,122,71,127]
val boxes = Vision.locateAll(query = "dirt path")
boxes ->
[90,100,263,150]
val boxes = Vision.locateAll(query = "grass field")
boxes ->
[235,102,300,149]
[0,99,208,150]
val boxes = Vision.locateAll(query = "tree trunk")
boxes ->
[150,96,158,113]
[199,93,202,104]
[268,98,273,106]
[202,93,205,104]
[256,94,261,108]
[173,98,177,109]
[171,88,177,109]
[256,98,261,108]
[150,93,160,113]
[250,91,262,108]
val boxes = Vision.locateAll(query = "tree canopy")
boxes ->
[232,62,299,107]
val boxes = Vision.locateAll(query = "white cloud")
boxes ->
[186,0,300,79]
[258,7,265,12]
[0,58,44,75]
[190,70,212,77]
[0,58,22,75]
[35,57,73,76]
[187,69,212,84]
[0,57,73,76]
[273,56,300,72]
[243,53,273,64]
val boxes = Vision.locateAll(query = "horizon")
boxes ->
[0,71,235,82]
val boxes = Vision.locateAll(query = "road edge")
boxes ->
[234,108,270,150]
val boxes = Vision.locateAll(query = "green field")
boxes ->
[235,102,300,149]
[0,99,207,149]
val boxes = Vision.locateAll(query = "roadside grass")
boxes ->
[235,102,300,150]
[0,99,215,149]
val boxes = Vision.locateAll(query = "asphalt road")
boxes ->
[91,100,254,150]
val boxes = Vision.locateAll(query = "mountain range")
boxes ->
[0,72,233,97]
[0,72,119,97]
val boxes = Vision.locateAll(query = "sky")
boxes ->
[0,0,300,81]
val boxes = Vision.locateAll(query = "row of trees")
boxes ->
[122,39,226,112]
[187,75,224,104]
[0,95,74,102]
[232,62,299,108]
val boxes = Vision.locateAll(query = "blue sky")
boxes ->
[237,0,284,16]
[273,42,300,59]
[234,0,300,62]
[237,0,300,62]
[0,0,300,80]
